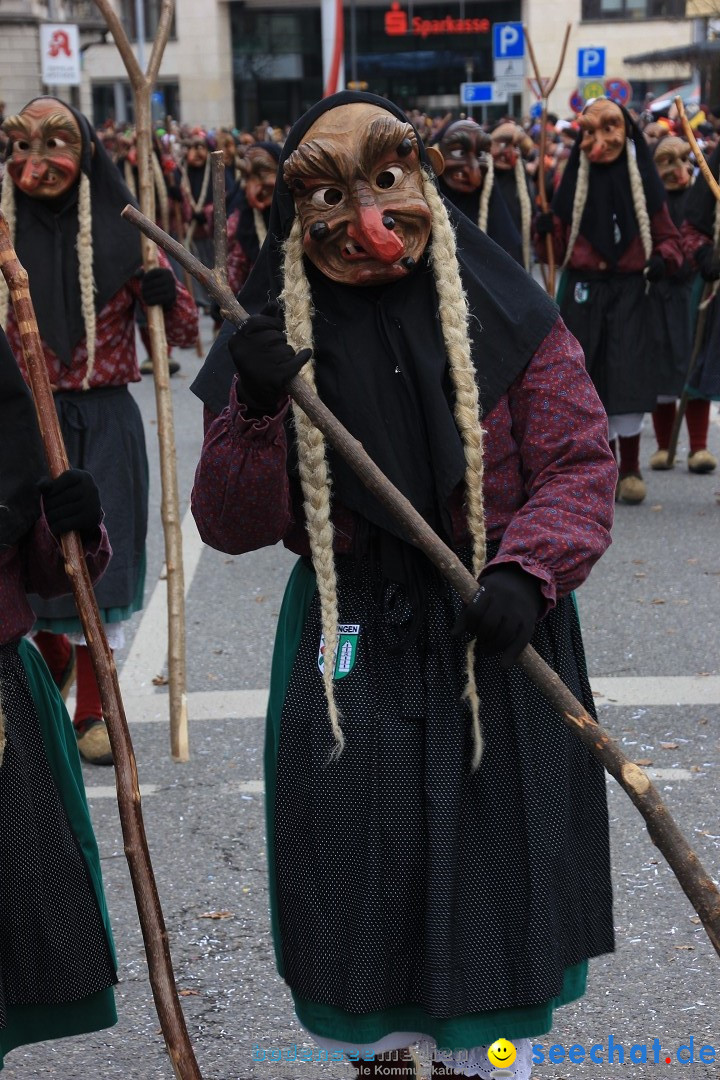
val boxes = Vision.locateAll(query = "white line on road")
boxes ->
[85,784,159,799]
[591,676,720,706]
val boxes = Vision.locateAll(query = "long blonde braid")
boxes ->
[423,176,488,768]
[77,172,97,388]
[0,177,16,329]
[561,152,590,269]
[477,156,494,235]
[281,220,344,756]
[515,155,532,271]
[626,139,652,261]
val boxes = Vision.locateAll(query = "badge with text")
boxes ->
[318,624,361,680]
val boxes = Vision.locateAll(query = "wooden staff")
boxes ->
[122,202,720,962]
[666,95,720,466]
[0,214,203,1078]
[524,23,572,297]
[171,199,204,358]
[93,0,188,763]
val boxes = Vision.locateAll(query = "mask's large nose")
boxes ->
[347,186,405,263]
[20,156,49,192]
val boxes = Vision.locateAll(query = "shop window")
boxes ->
[582,0,685,17]
[118,0,176,40]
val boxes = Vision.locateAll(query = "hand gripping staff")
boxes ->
[122,199,720,964]
[0,212,204,1079]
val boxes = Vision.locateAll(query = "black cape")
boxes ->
[191,91,557,545]
[0,328,47,549]
[684,142,720,242]
[438,175,524,266]
[4,98,142,367]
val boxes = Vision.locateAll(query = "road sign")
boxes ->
[581,79,606,102]
[493,55,524,94]
[40,23,81,86]
[577,47,606,79]
[495,75,525,95]
[460,82,508,105]
[569,89,584,114]
[493,22,524,60]
[605,77,632,107]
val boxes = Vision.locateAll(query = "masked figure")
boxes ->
[225,141,282,296]
[436,119,523,265]
[489,122,535,270]
[191,93,616,1080]
[535,98,684,504]
[0,97,198,764]
[0,327,118,1063]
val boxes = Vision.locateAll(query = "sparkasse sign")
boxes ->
[384,2,490,38]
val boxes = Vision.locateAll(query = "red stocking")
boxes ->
[33,630,71,683]
[685,398,711,454]
[618,434,641,476]
[651,401,676,451]
[73,644,104,732]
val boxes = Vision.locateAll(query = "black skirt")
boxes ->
[30,385,149,620]
[688,288,720,400]
[273,554,614,1018]
[647,275,693,399]
[560,270,658,414]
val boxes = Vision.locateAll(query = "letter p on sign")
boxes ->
[493,22,524,59]
[577,47,606,78]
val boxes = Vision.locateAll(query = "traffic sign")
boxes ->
[569,89,584,114]
[577,47,606,79]
[493,55,524,94]
[493,22,524,60]
[460,82,508,105]
[605,78,632,107]
[40,23,81,86]
[581,79,606,102]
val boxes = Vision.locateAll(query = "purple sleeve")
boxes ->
[22,515,112,598]
[191,382,295,554]
[485,317,616,606]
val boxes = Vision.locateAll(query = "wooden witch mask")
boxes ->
[282,102,444,287]
[653,136,693,191]
[3,98,82,200]
[439,119,491,195]
[579,99,626,165]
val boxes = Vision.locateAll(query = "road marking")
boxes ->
[591,676,720,706]
[85,784,159,799]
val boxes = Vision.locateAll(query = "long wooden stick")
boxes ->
[93,0,189,763]
[0,214,203,1079]
[122,203,720,961]
[524,23,572,297]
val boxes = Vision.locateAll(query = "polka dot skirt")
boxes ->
[0,643,116,1028]
[273,553,614,1018]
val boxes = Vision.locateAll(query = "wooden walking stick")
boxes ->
[122,202,720,963]
[524,23,572,297]
[0,213,203,1079]
[666,95,720,466]
[93,0,189,762]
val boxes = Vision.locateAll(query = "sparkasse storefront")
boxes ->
[229,0,520,130]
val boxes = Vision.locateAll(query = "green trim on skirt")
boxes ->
[265,558,588,1048]
[0,641,118,1069]
[33,548,147,634]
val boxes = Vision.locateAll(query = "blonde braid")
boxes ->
[477,157,493,235]
[515,156,532,271]
[253,207,268,248]
[152,153,170,235]
[626,139,652,261]
[77,173,97,389]
[0,179,16,329]
[561,152,590,269]
[281,219,344,756]
[423,176,487,769]
[123,159,137,200]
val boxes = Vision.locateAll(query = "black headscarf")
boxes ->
[4,97,143,368]
[0,328,47,549]
[552,104,667,266]
[438,176,524,266]
[192,91,557,546]
[228,141,282,265]
[683,142,720,242]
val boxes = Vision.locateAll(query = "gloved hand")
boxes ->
[535,211,555,238]
[451,563,544,669]
[192,210,207,225]
[228,307,312,412]
[644,254,666,282]
[166,184,182,201]
[39,468,102,540]
[695,244,720,282]
[140,267,177,309]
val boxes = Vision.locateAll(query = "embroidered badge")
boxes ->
[318,624,360,680]
[574,282,589,304]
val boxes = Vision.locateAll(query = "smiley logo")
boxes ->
[487,1039,517,1069]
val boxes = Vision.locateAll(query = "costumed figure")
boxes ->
[535,98,684,505]
[226,141,282,297]
[489,123,535,271]
[177,129,218,318]
[677,141,720,472]
[190,92,617,1080]
[436,119,523,265]
[0,328,117,1066]
[648,137,715,471]
[0,96,198,765]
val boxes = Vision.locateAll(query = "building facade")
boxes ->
[0,0,695,130]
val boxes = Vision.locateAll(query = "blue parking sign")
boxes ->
[577,47,606,79]
[493,22,524,60]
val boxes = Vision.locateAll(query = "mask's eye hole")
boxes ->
[46,137,66,150]
[16,139,30,151]
[375,166,403,189]
[449,148,464,159]
[310,186,343,208]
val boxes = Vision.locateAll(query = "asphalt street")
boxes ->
[4,313,720,1080]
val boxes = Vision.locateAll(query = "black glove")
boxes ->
[140,267,177,310]
[644,254,666,282]
[166,183,182,201]
[535,211,555,238]
[695,244,720,282]
[228,308,312,412]
[39,468,102,541]
[451,564,544,669]
[193,210,207,225]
